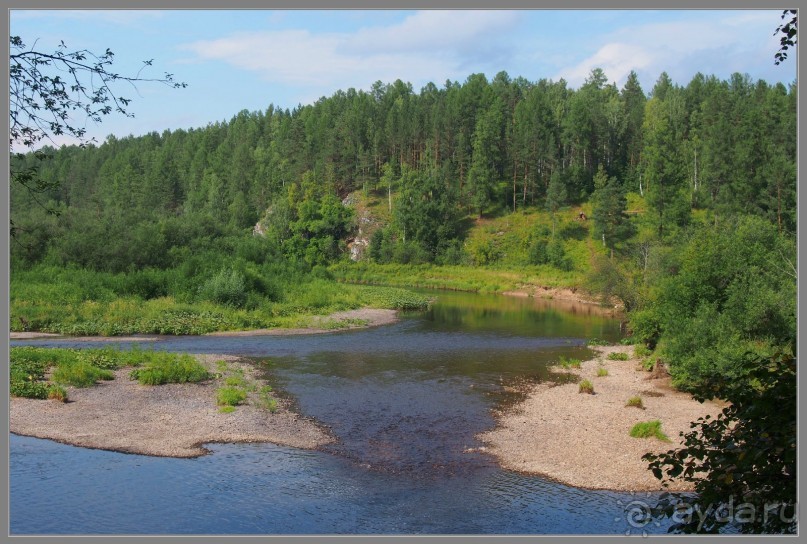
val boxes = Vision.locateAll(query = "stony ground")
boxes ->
[10,354,333,458]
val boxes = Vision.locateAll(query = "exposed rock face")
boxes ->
[252,221,267,237]
[343,194,376,262]
[348,211,375,261]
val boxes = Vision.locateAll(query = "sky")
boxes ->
[10,9,798,147]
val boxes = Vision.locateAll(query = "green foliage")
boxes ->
[198,268,248,308]
[258,386,278,413]
[644,352,796,533]
[590,165,634,251]
[545,170,567,218]
[360,286,430,311]
[47,384,68,402]
[225,375,247,388]
[467,235,503,266]
[578,379,594,394]
[558,356,582,369]
[52,361,114,387]
[129,354,209,385]
[10,346,153,397]
[596,367,609,377]
[606,352,629,361]
[626,396,644,409]
[630,420,669,441]
[628,309,662,349]
[216,386,247,407]
[218,405,236,414]
[546,238,572,271]
[11,263,429,335]
[637,216,796,391]
[10,380,50,399]
[393,165,462,260]
[633,344,652,357]
[271,172,355,267]
[585,254,638,312]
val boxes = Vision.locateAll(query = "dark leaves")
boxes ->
[774,10,797,65]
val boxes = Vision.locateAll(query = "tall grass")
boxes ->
[52,362,114,387]
[129,354,210,385]
[629,420,670,441]
[11,264,429,335]
[10,346,211,398]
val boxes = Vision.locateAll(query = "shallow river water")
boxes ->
[10,291,671,535]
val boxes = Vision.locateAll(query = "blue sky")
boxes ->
[11,9,797,147]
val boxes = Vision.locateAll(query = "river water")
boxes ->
[10,291,670,535]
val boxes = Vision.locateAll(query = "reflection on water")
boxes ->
[9,290,662,535]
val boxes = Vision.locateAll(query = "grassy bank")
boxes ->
[10,346,209,400]
[330,261,587,295]
[11,265,428,336]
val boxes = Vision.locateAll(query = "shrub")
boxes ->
[219,405,236,414]
[629,309,662,349]
[76,348,122,370]
[258,385,278,412]
[129,354,209,385]
[217,387,247,406]
[52,362,114,388]
[607,351,629,361]
[225,375,247,388]
[10,380,49,399]
[634,344,652,358]
[198,268,248,308]
[597,367,609,377]
[47,384,68,402]
[626,396,644,409]
[546,238,573,271]
[558,356,581,369]
[579,379,594,394]
[630,420,669,441]
[528,237,549,265]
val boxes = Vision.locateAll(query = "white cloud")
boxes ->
[343,10,519,55]
[555,12,785,88]
[180,10,521,98]
[558,43,653,87]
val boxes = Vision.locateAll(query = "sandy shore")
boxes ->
[10,354,333,458]
[478,345,723,491]
[502,285,600,305]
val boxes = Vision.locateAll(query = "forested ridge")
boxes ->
[11,68,796,269]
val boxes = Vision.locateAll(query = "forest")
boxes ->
[11,66,797,368]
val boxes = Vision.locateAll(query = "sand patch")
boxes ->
[479,345,723,491]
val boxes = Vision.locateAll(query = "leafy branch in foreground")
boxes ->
[643,351,796,534]
[9,35,187,234]
[10,35,186,151]
[774,10,797,65]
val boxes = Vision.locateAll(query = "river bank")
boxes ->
[10,354,333,458]
[479,344,724,491]
[9,308,399,341]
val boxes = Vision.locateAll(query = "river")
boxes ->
[10,291,670,535]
